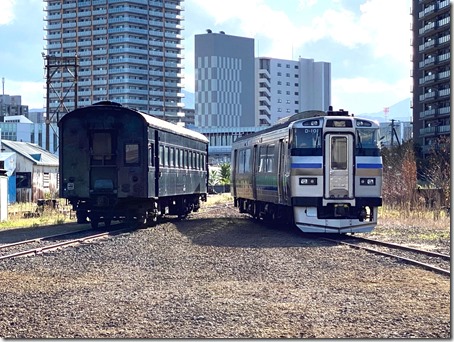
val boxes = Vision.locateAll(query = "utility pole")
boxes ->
[390,119,401,147]
[43,54,79,152]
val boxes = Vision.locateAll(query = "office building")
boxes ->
[411,0,451,157]
[0,95,29,119]
[44,0,184,124]
[194,31,256,128]
[256,57,331,125]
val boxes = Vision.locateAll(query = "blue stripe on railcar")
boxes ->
[291,163,323,169]
[356,163,383,169]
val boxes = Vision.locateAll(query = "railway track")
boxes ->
[322,235,450,276]
[0,226,132,261]
[0,205,232,261]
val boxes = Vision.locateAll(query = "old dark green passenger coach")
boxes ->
[59,101,208,228]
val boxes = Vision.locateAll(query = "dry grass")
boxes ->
[0,200,75,231]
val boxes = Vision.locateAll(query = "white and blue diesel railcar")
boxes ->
[231,108,382,233]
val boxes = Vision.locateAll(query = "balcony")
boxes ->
[420,108,435,118]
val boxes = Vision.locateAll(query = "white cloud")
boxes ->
[298,0,318,9]
[0,0,15,25]
[359,0,412,65]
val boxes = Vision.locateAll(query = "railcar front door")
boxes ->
[324,134,353,199]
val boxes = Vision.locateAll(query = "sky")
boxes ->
[0,0,412,116]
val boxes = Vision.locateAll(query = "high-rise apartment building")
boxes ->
[256,57,331,125]
[44,0,184,124]
[411,0,451,157]
[194,31,256,128]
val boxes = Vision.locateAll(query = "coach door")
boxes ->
[324,134,354,199]
[89,130,117,194]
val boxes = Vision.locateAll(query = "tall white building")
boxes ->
[44,0,184,124]
[256,57,331,125]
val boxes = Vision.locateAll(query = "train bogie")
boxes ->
[231,108,383,234]
[59,101,208,228]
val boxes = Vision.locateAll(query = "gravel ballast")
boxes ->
[0,205,450,338]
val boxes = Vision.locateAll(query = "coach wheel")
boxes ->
[104,218,111,227]
[90,217,99,229]
[76,210,88,224]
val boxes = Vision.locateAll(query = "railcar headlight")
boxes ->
[299,177,317,185]
[360,178,376,186]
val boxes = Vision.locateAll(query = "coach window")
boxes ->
[91,132,115,165]
[164,146,169,167]
[125,143,139,165]
[159,145,164,166]
[169,147,175,167]
[184,150,188,169]
[149,143,154,166]
[179,149,184,168]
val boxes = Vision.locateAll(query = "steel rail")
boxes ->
[0,228,131,261]
[0,228,95,250]
[346,235,450,260]
[322,237,450,277]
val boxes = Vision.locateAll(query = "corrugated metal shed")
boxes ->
[1,140,59,202]
[1,140,58,166]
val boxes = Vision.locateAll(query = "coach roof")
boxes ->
[59,101,208,144]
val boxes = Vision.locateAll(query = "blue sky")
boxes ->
[0,0,411,116]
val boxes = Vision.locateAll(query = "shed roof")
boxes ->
[1,140,59,166]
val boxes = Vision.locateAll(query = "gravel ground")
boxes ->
[0,203,450,338]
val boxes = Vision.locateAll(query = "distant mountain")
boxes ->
[357,98,412,123]
[182,90,195,109]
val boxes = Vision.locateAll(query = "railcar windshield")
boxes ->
[290,128,322,156]
[356,128,380,156]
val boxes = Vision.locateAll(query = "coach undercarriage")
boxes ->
[70,194,205,229]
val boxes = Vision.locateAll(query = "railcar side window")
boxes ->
[244,149,251,172]
[258,146,266,172]
[258,145,275,173]
[238,149,251,173]
[125,143,139,165]
[266,145,275,172]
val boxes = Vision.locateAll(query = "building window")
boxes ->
[16,172,31,188]
[43,172,50,189]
